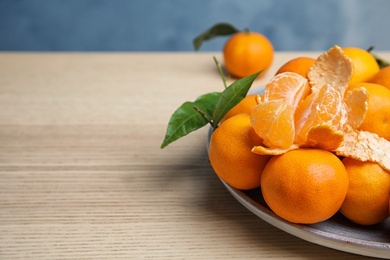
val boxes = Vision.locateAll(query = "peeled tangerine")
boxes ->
[251,45,390,172]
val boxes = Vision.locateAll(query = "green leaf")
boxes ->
[160,92,221,148]
[212,71,261,127]
[193,22,240,51]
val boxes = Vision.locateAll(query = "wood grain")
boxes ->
[0,52,387,259]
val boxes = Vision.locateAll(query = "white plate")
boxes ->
[207,125,390,259]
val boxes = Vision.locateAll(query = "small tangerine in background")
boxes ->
[275,57,316,78]
[223,31,274,78]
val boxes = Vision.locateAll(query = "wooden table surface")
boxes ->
[1,51,389,259]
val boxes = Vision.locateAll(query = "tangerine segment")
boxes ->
[263,72,310,110]
[308,45,352,95]
[334,126,390,172]
[250,100,295,149]
[294,84,347,146]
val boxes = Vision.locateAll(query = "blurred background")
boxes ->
[1,0,390,52]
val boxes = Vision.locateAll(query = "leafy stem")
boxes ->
[193,106,214,128]
[160,69,261,148]
[213,56,228,88]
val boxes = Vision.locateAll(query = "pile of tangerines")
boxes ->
[209,44,390,226]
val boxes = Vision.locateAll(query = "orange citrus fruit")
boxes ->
[342,47,380,86]
[251,99,295,149]
[209,113,271,190]
[340,157,390,225]
[368,65,390,91]
[348,82,390,141]
[294,84,346,146]
[221,93,259,123]
[263,72,310,110]
[261,148,349,224]
[276,57,316,78]
[223,31,274,78]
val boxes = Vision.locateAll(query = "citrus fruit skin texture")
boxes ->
[223,31,274,78]
[369,65,390,91]
[342,47,380,86]
[209,114,271,190]
[340,158,390,225]
[275,57,316,78]
[348,82,390,141]
[261,149,349,224]
[221,94,258,123]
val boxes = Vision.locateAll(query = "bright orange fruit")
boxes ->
[348,82,390,141]
[340,158,390,225]
[261,148,349,224]
[221,93,259,123]
[263,72,310,110]
[369,66,390,90]
[342,47,380,86]
[251,99,295,149]
[209,114,271,190]
[276,56,316,78]
[223,31,274,78]
[294,84,347,147]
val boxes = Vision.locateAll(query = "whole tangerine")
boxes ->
[209,113,271,190]
[261,148,349,224]
[340,157,390,225]
[223,31,274,78]
[342,47,380,85]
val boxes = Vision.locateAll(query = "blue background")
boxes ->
[1,0,390,51]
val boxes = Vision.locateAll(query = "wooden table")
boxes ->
[0,51,388,259]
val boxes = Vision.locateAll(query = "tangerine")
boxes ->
[223,31,274,78]
[342,47,380,86]
[221,93,259,123]
[276,57,316,78]
[251,99,295,149]
[263,72,310,110]
[209,114,271,190]
[348,82,390,141]
[261,148,349,224]
[340,158,390,225]
[294,84,346,147]
[368,65,390,91]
